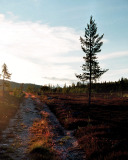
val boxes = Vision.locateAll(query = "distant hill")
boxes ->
[0,80,42,91]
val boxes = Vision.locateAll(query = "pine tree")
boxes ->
[76,16,108,105]
[1,63,11,97]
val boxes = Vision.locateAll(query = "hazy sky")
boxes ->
[0,0,128,86]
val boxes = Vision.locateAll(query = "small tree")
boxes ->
[76,16,108,105]
[1,63,11,97]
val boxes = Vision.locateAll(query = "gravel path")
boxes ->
[0,95,86,160]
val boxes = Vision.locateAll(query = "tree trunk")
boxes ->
[89,37,92,106]
[89,78,91,106]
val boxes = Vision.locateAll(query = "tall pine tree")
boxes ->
[76,16,108,105]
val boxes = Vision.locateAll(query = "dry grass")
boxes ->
[28,110,60,160]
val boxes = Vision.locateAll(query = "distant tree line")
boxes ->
[31,77,128,96]
[91,78,128,93]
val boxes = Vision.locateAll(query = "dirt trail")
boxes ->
[35,98,86,160]
[0,96,41,160]
[0,95,86,160]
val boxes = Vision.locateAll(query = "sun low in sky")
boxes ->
[0,0,128,86]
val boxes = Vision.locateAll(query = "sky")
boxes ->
[0,0,128,86]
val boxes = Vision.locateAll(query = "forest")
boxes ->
[28,78,128,96]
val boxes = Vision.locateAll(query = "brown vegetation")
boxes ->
[0,92,23,135]
[40,93,128,160]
